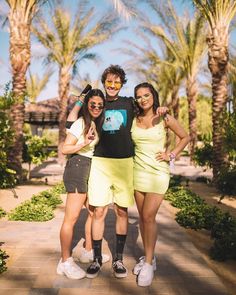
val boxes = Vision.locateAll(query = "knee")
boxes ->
[115,207,128,219]
[63,216,78,228]
[142,213,155,224]
[94,207,107,220]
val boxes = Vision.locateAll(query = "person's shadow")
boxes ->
[71,206,141,261]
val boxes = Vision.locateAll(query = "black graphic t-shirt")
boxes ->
[94,96,135,158]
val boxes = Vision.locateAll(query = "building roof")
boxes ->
[24,96,77,126]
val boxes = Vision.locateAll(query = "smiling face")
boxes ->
[135,87,154,112]
[88,96,104,119]
[104,73,122,100]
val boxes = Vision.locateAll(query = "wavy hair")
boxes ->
[134,82,160,117]
[101,64,127,85]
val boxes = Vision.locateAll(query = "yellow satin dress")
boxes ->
[131,118,170,194]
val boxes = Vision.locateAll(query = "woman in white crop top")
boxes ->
[57,89,105,280]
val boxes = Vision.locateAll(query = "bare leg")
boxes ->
[142,193,164,265]
[60,192,86,261]
[92,205,109,240]
[114,203,128,235]
[134,191,145,248]
[84,201,94,251]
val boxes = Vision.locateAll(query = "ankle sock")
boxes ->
[114,234,127,261]
[92,239,102,264]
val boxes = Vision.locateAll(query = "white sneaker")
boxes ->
[137,262,154,287]
[133,256,157,275]
[57,257,86,279]
[78,247,110,264]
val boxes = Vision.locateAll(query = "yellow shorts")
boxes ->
[88,157,134,207]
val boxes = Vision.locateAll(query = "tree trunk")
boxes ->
[171,88,181,160]
[58,67,71,165]
[8,9,31,179]
[186,76,198,163]
[207,28,229,180]
[171,87,179,120]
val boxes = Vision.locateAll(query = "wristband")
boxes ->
[169,152,176,171]
[75,100,83,107]
[169,152,176,161]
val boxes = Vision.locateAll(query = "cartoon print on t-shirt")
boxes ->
[103,110,127,134]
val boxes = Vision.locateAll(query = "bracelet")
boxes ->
[169,152,176,161]
[75,100,83,107]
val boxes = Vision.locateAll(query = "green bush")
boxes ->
[8,200,54,221]
[31,190,62,209]
[0,83,16,188]
[169,175,183,187]
[51,182,66,195]
[216,166,236,197]
[210,213,236,261]
[22,135,56,179]
[0,207,6,219]
[0,244,9,274]
[193,141,213,169]
[165,185,236,261]
[176,204,223,230]
[165,186,204,209]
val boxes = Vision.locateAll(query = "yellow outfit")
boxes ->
[131,118,170,194]
[88,157,134,207]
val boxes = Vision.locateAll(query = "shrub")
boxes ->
[176,204,223,230]
[0,244,9,274]
[169,175,183,187]
[51,182,66,195]
[165,186,204,209]
[31,189,62,209]
[210,213,236,261]
[193,141,213,169]
[8,201,54,221]
[216,166,236,197]
[22,135,56,179]
[0,208,6,219]
[0,83,16,188]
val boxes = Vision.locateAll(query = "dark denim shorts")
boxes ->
[63,154,92,193]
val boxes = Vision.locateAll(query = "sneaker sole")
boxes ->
[86,271,100,279]
[113,272,128,278]
[138,280,153,287]
[57,270,86,280]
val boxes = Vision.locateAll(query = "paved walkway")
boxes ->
[0,158,229,295]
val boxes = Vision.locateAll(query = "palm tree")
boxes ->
[139,0,207,161]
[5,0,49,177]
[26,69,52,103]
[33,2,120,163]
[71,72,100,95]
[192,0,236,179]
[122,37,184,116]
[108,0,136,21]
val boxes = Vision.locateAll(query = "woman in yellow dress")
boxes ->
[131,82,190,287]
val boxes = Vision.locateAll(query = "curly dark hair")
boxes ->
[78,89,105,136]
[134,82,160,117]
[101,64,127,85]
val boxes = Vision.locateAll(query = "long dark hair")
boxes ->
[77,89,105,136]
[134,82,160,117]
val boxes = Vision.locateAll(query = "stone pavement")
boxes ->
[0,158,229,295]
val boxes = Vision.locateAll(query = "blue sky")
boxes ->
[0,0,235,101]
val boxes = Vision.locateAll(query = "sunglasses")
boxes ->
[135,93,152,102]
[105,80,122,90]
[89,104,104,110]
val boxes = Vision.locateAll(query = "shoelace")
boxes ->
[113,260,125,269]
[90,260,100,269]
